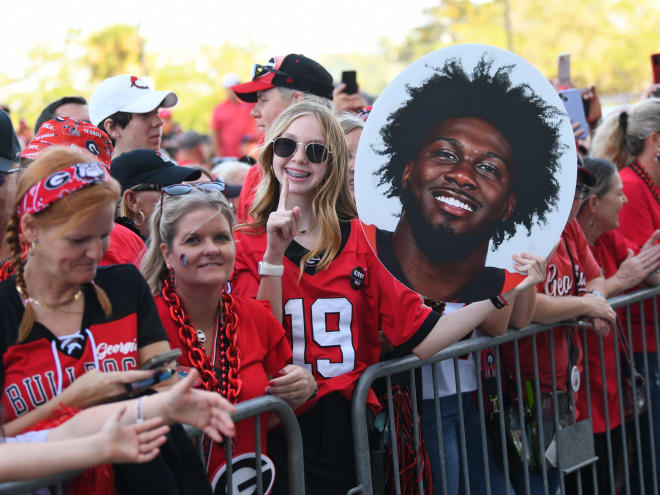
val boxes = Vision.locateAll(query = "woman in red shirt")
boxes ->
[501,165,616,494]
[573,156,660,494]
[140,183,315,492]
[591,98,660,492]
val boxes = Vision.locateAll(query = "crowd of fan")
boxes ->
[0,51,658,495]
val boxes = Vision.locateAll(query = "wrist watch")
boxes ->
[258,261,284,277]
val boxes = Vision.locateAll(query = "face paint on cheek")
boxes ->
[180,254,189,267]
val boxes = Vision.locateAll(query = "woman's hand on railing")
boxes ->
[267,364,317,410]
[581,292,616,324]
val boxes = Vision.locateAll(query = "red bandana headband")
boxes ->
[21,117,114,167]
[17,162,109,220]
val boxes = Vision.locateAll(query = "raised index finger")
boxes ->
[278,174,289,211]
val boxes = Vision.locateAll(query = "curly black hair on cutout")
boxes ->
[375,55,564,249]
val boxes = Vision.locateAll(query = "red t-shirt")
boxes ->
[210,100,256,158]
[616,166,660,352]
[578,229,638,432]
[155,294,291,491]
[231,219,438,413]
[100,223,145,268]
[235,165,263,224]
[502,220,601,400]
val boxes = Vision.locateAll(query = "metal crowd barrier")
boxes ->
[0,395,304,495]
[350,286,660,495]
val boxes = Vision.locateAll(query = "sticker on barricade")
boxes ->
[211,452,276,495]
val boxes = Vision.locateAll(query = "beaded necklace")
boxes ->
[161,278,242,403]
[630,160,660,206]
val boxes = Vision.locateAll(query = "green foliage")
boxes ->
[393,0,660,95]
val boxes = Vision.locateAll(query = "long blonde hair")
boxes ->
[242,101,357,274]
[5,147,120,342]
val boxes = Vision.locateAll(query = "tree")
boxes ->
[392,0,660,95]
[83,25,144,82]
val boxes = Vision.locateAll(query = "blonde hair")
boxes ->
[141,188,235,294]
[591,98,660,169]
[5,147,120,342]
[242,101,357,274]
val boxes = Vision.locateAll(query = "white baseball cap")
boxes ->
[89,75,178,127]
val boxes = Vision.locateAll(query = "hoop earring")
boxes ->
[588,215,596,229]
[134,209,146,226]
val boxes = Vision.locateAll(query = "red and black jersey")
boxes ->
[155,294,291,488]
[502,220,601,398]
[362,223,525,303]
[232,218,439,412]
[0,264,167,422]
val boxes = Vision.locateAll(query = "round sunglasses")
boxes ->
[272,137,330,164]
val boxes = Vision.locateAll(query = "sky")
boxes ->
[1,0,439,77]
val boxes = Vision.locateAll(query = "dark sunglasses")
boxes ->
[0,167,20,187]
[272,137,330,164]
[251,61,288,80]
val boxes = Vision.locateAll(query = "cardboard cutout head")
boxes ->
[355,44,577,303]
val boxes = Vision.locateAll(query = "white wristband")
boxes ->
[135,396,145,424]
[259,261,284,277]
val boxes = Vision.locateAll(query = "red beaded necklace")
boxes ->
[161,277,242,403]
[630,160,660,205]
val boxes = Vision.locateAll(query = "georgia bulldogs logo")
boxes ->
[62,124,81,137]
[85,140,100,156]
[75,162,105,181]
[130,76,149,89]
[211,453,275,495]
[44,171,71,190]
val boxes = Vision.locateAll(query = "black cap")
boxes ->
[232,54,334,103]
[111,149,202,192]
[0,110,21,172]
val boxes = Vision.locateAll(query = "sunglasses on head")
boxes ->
[157,181,229,232]
[0,167,21,187]
[162,181,226,196]
[272,137,330,164]
[251,59,289,80]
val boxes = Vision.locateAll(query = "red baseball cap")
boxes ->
[232,54,334,103]
[21,117,114,167]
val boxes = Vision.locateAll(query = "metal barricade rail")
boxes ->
[350,286,660,495]
[0,395,304,495]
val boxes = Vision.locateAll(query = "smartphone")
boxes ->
[652,53,660,84]
[140,348,182,370]
[558,53,571,87]
[558,88,589,139]
[341,70,358,95]
[125,367,175,393]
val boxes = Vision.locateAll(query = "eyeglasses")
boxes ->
[0,167,21,187]
[575,183,590,200]
[272,137,330,164]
